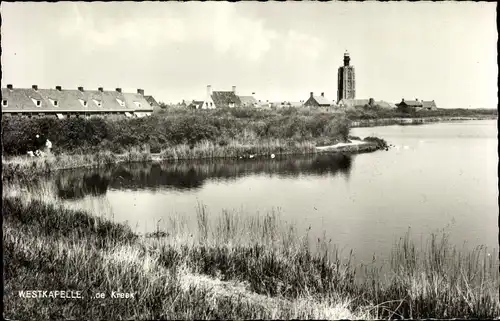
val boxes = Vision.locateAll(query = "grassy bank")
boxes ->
[2,136,386,181]
[344,106,498,121]
[350,116,498,128]
[3,191,499,320]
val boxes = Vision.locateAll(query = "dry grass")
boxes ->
[3,184,499,320]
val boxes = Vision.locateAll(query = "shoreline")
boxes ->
[2,139,385,179]
[349,115,497,127]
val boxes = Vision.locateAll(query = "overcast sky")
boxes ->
[1,2,497,108]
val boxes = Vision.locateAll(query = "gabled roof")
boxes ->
[144,95,161,108]
[239,96,258,106]
[399,100,423,107]
[122,92,152,111]
[211,91,241,107]
[375,101,397,109]
[422,100,437,108]
[1,87,154,112]
[312,95,332,106]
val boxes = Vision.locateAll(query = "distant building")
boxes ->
[1,84,154,119]
[271,101,304,108]
[396,98,423,112]
[193,85,258,109]
[199,85,216,109]
[144,95,162,110]
[304,92,333,107]
[338,99,370,108]
[239,95,258,108]
[421,100,438,111]
[337,52,356,103]
[187,100,204,109]
[376,101,397,109]
[257,100,272,109]
[211,85,240,108]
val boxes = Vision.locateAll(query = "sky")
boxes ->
[1,2,497,108]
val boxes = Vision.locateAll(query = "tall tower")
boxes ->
[337,52,356,102]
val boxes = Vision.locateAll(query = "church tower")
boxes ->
[337,52,356,103]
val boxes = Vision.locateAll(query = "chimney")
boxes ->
[7,84,13,90]
[207,85,212,96]
[310,92,314,97]
[56,86,62,91]
[98,87,104,92]
[78,86,84,92]
[232,86,236,94]
[116,88,122,93]
[415,98,418,101]
[32,85,38,91]
[321,92,324,97]
[137,89,144,95]
[402,98,405,102]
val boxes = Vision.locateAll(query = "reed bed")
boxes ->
[2,187,499,320]
[3,138,381,181]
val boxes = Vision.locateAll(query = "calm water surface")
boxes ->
[50,120,498,264]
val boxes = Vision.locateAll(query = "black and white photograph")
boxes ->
[1,1,498,320]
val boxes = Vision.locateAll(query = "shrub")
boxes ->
[2,110,352,156]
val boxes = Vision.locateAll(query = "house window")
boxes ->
[93,99,102,107]
[116,98,125,107]
[2,100,7,107]
[49,99,58,107]
[31,98,42,107]
[79,99,87,107]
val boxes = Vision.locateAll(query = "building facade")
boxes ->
[195,85,257,109]
[304,92,333,107]
[1,85,155,119]
[337,52,356,103]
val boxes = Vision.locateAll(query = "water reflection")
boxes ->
[56,172,111,199]
[54,153,353,199]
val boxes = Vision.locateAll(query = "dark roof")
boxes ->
[211,91,241,107]
[1,87,154,112]
[398,100,423,107]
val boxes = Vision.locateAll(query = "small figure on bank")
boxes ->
[45,139,52,154]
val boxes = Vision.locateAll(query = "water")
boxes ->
[46,120,498,264]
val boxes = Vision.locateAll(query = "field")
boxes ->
[2,181,499,320]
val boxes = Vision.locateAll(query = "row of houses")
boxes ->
[1,84,161,119]
[180,86,437,112]
[1,83,438,119]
